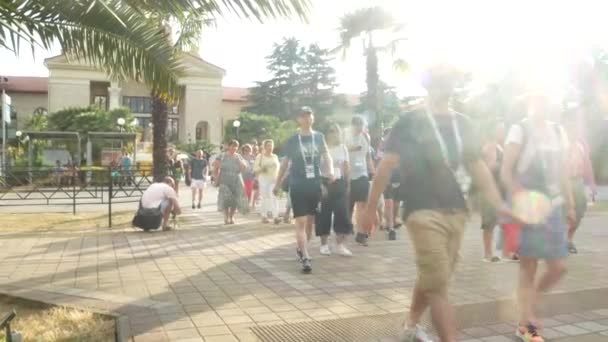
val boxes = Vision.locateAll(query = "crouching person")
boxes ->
[135,177,182,231]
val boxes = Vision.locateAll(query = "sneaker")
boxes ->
[197,203,201,209]
[483,256,502,263]
[388,229,397,240]
[355,232,369,246]
[336,244,353,257]
[515,322,544,342]
[296,248,303,262]
[397,324,433,342]
[301,258,312,273]
[274,217,282,225]
[568,242,578,254]
[320,245,331,256]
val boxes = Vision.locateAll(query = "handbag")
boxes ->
[132,200,163,231]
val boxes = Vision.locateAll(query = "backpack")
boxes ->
[132,201,162,231]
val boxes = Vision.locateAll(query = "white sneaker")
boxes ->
[320,244,331,256]
[336,244,353,257]
[398,324,433,342]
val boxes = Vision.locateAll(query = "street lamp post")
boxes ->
[233,119,241,141]
[117,117,125,150]
[15,130,22,153]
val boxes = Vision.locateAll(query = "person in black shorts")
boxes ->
[382,169,401,240]
[347,116,375,246]
[274,107,333,273]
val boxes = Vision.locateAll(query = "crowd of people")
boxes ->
[139,65,598,342]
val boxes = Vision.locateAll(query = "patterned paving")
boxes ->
[0,190,607,341]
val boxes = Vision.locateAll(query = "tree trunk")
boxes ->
[366,46,381,137]
[151,93,168,181]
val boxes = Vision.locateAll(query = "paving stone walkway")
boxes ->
[0,191,607,341]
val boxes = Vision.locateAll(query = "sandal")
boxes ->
[516,322,544,342]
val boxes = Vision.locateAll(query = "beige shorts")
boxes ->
[406,210,467,293]
[190,179,206,190]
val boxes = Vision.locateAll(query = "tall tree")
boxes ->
[247,37,305,119]
[299,44,341,117]
[335,6,405,134]
[247,38,340,120]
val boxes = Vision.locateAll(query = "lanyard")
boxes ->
[425,104,462,169]
[298,133,316,166]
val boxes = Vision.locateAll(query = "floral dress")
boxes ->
[217,153,249,213]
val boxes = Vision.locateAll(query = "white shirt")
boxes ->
[346,133,369,179]
[505,122,569,175]
[141,183,177,208]
[328,144,348,179]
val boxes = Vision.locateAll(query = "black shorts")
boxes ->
[350,176,369,204]
[384,183,400,200]
[289,179,322,218]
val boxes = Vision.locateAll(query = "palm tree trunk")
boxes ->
[151,93,168,181]
[366,46,380,134]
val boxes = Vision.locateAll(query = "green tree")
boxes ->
[47,106,135,134]
[246,38,341,120]
[335,6,406,134]
[224,112,297,149]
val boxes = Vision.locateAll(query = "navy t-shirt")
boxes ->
[282,132,328,185]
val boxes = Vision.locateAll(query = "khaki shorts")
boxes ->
[406,210,467,293]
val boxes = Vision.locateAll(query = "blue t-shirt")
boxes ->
[282,132,327,184]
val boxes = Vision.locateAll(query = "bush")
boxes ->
[224,112,297,149]
[175,140,216,155]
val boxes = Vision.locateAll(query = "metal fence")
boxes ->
[0,166,153,227]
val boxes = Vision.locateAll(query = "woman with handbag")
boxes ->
[316,123,353,256]
[213,140,249,224]
[254,139,281,224]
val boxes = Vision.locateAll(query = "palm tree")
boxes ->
[1,0,311,179]
[335,6,405,135]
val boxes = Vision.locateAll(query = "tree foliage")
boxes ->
[224,112,297,149]
[246,37,341,120]
[45,106,136,135]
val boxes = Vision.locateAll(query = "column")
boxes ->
[108,81,121,110]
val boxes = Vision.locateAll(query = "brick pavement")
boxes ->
[0,194,607,341]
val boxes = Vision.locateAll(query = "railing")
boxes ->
[0,309,17,342]
[0,166,153,227]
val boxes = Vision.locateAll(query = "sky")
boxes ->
[1,0,608,96]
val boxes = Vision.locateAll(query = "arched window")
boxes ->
[195,121,209,141]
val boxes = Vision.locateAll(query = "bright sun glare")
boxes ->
[381,0,608,98]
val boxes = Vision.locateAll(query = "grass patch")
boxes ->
[0,295,115,342]
[0,211,133,232]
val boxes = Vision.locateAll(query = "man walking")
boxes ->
[190,150,208,209]
[361,65,508,342]
[347,116,375,246]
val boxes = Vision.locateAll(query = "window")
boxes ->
[195,121,209,141]
[93,95,108,110]
[168,118,179,141]
[122,96,152,113]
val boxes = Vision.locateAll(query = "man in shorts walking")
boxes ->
[347,116,375,246]
[190,150,208,209]
[361,66,508,342]
[274,107,333,273]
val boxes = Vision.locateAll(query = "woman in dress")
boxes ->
[254,139,281,224]
[213,140,249,224]
[501,93,575,342]
[316,123,353,256]
[241,144,257,209]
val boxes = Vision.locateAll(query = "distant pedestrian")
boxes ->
[214,140,249,224]
[254,139,281,223]
[190,150,208,209]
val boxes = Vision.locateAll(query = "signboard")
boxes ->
[2,92,11,124]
